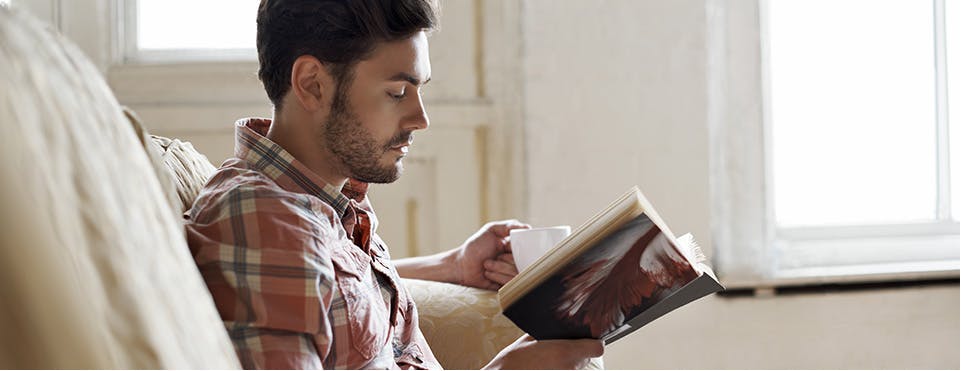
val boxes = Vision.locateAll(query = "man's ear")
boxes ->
[289,55,331,112]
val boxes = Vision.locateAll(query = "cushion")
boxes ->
[123,107,182,216]
[403,278,525,369]
[124,107,217,214]
[147,136,217,213]
[0,7,239,369]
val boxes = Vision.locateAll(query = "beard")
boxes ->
[322,82,413,184]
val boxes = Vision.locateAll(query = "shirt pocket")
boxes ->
[330,242,391,360]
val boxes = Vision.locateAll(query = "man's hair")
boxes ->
[257,0,438,108]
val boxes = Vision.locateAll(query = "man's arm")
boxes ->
[394,219,530,290]
[393,248,459,283]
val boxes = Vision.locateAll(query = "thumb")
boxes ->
[489,219,532,237]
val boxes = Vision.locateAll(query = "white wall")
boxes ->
[521,0,959,368]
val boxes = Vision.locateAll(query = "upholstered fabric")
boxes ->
[149,135,218,213]
[0,8,240,369]
[403,279,605,370]
[403,279,525,369]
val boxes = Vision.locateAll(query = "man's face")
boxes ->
[322,31,431,184]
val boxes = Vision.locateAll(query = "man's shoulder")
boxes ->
[187,159,335,225]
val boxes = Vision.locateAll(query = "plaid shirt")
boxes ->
[185,118,440,369]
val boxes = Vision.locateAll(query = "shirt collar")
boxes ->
[233,117,370,217]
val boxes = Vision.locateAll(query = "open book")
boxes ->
[497,186,724,344]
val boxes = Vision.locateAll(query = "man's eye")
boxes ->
[388,90,406,100]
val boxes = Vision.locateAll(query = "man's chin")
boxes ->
[353,163,402,184]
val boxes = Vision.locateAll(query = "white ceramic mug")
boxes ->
[509,225,572,273]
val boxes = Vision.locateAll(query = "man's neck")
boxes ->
[266,111,349,191]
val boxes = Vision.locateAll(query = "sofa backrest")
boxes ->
[0,8,239,369]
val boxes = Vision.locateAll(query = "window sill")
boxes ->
[720,259,959,291]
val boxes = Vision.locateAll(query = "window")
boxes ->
[122,0,259,63]
[711,0,960,288]
[770,0,950,228]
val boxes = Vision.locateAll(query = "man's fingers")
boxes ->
[499,236,512,253]
[497,253,514,264]
[484,270,515,286]
[484,259,518,277]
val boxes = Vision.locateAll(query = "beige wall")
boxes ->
[604,284,958,369]
[521,0,959,369]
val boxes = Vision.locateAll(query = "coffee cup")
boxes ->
[509,225,572,273]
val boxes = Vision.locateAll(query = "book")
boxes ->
[497,186,724,344]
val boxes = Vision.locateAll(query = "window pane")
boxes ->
[137,0,258,50]
[770,0,938,227]
[949,0,961,220]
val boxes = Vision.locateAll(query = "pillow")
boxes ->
[123,107,217,214]
[123,107,182,216]
[147,135,217,213]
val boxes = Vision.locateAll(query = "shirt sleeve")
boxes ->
[187,185,338,369]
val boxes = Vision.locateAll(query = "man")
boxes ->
[185,0,603,368]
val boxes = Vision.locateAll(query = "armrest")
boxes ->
[402,278,604,370]
[402,278,522,369]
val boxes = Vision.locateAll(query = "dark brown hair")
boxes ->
[257,0,438,107]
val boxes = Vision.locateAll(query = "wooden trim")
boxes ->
[934,0,953,220]
[475,125,490,223]
[707,0,771,283]
[406,199,420,257]
[473,0,486,99]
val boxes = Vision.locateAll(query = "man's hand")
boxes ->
[453,219,530,290]
[393,219,530,288]
[484,335,604,370]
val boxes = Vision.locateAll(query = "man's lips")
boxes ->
[392,145,409,155]
[390,138,413,151]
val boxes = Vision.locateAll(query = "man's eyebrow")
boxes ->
[388,72,431,86]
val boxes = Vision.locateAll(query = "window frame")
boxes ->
[710,0,960,290]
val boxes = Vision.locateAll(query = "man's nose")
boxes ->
[404,93,429,131]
